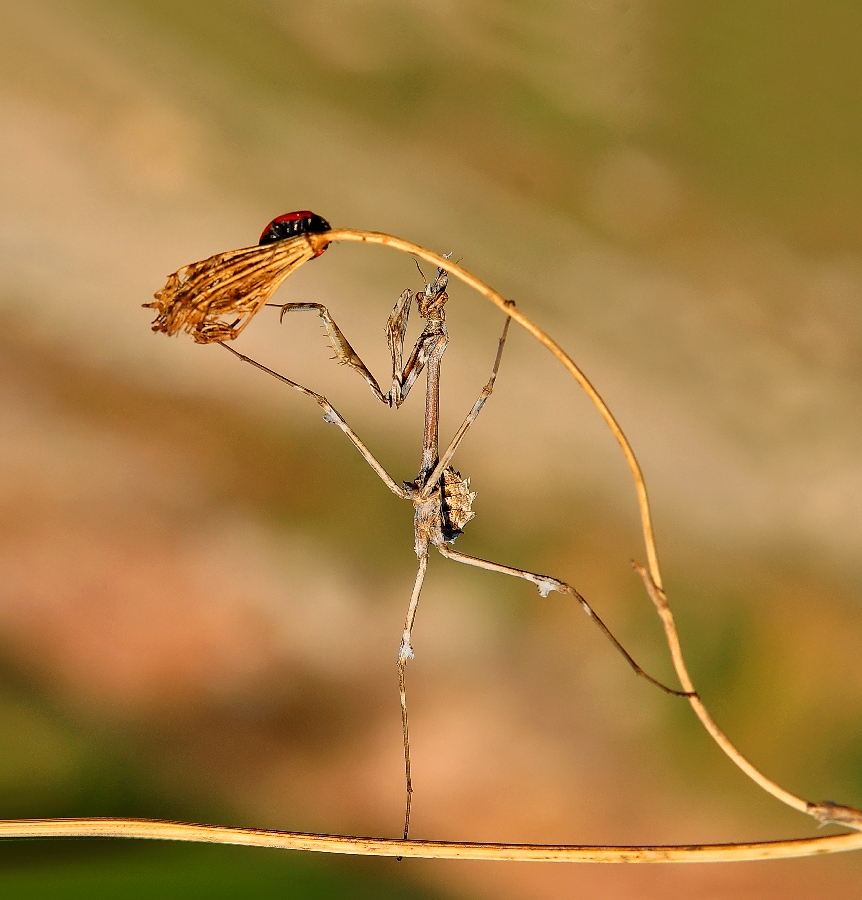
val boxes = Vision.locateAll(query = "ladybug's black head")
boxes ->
[258,211,331,253]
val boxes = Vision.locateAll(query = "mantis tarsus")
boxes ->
[215,262,691,840]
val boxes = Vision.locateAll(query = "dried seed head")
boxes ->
[145,234,325,343]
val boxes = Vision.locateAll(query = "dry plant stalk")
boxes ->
[1,818,861,863]
[3,222,859,865]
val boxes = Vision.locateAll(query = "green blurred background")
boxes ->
[0,1,860,896]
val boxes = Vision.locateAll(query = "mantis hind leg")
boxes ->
[397,552,429,839]
[435,543,693,698]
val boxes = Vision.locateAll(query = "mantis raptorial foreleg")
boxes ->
[269,302,388,403]
[269,290,449,411]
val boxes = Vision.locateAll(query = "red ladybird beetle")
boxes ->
[258,210,331,257]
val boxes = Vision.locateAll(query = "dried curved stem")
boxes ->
[305,229,862,837]
[0,818,860,862]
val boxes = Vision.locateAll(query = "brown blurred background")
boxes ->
[0,1,860,897]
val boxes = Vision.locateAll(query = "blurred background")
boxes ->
[0,1,860,897]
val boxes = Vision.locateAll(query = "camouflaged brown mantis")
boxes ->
[146,214,695,840]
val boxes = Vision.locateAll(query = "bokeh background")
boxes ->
[1,1,861,897]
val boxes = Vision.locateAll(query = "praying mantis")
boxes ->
[147,212,690,840]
